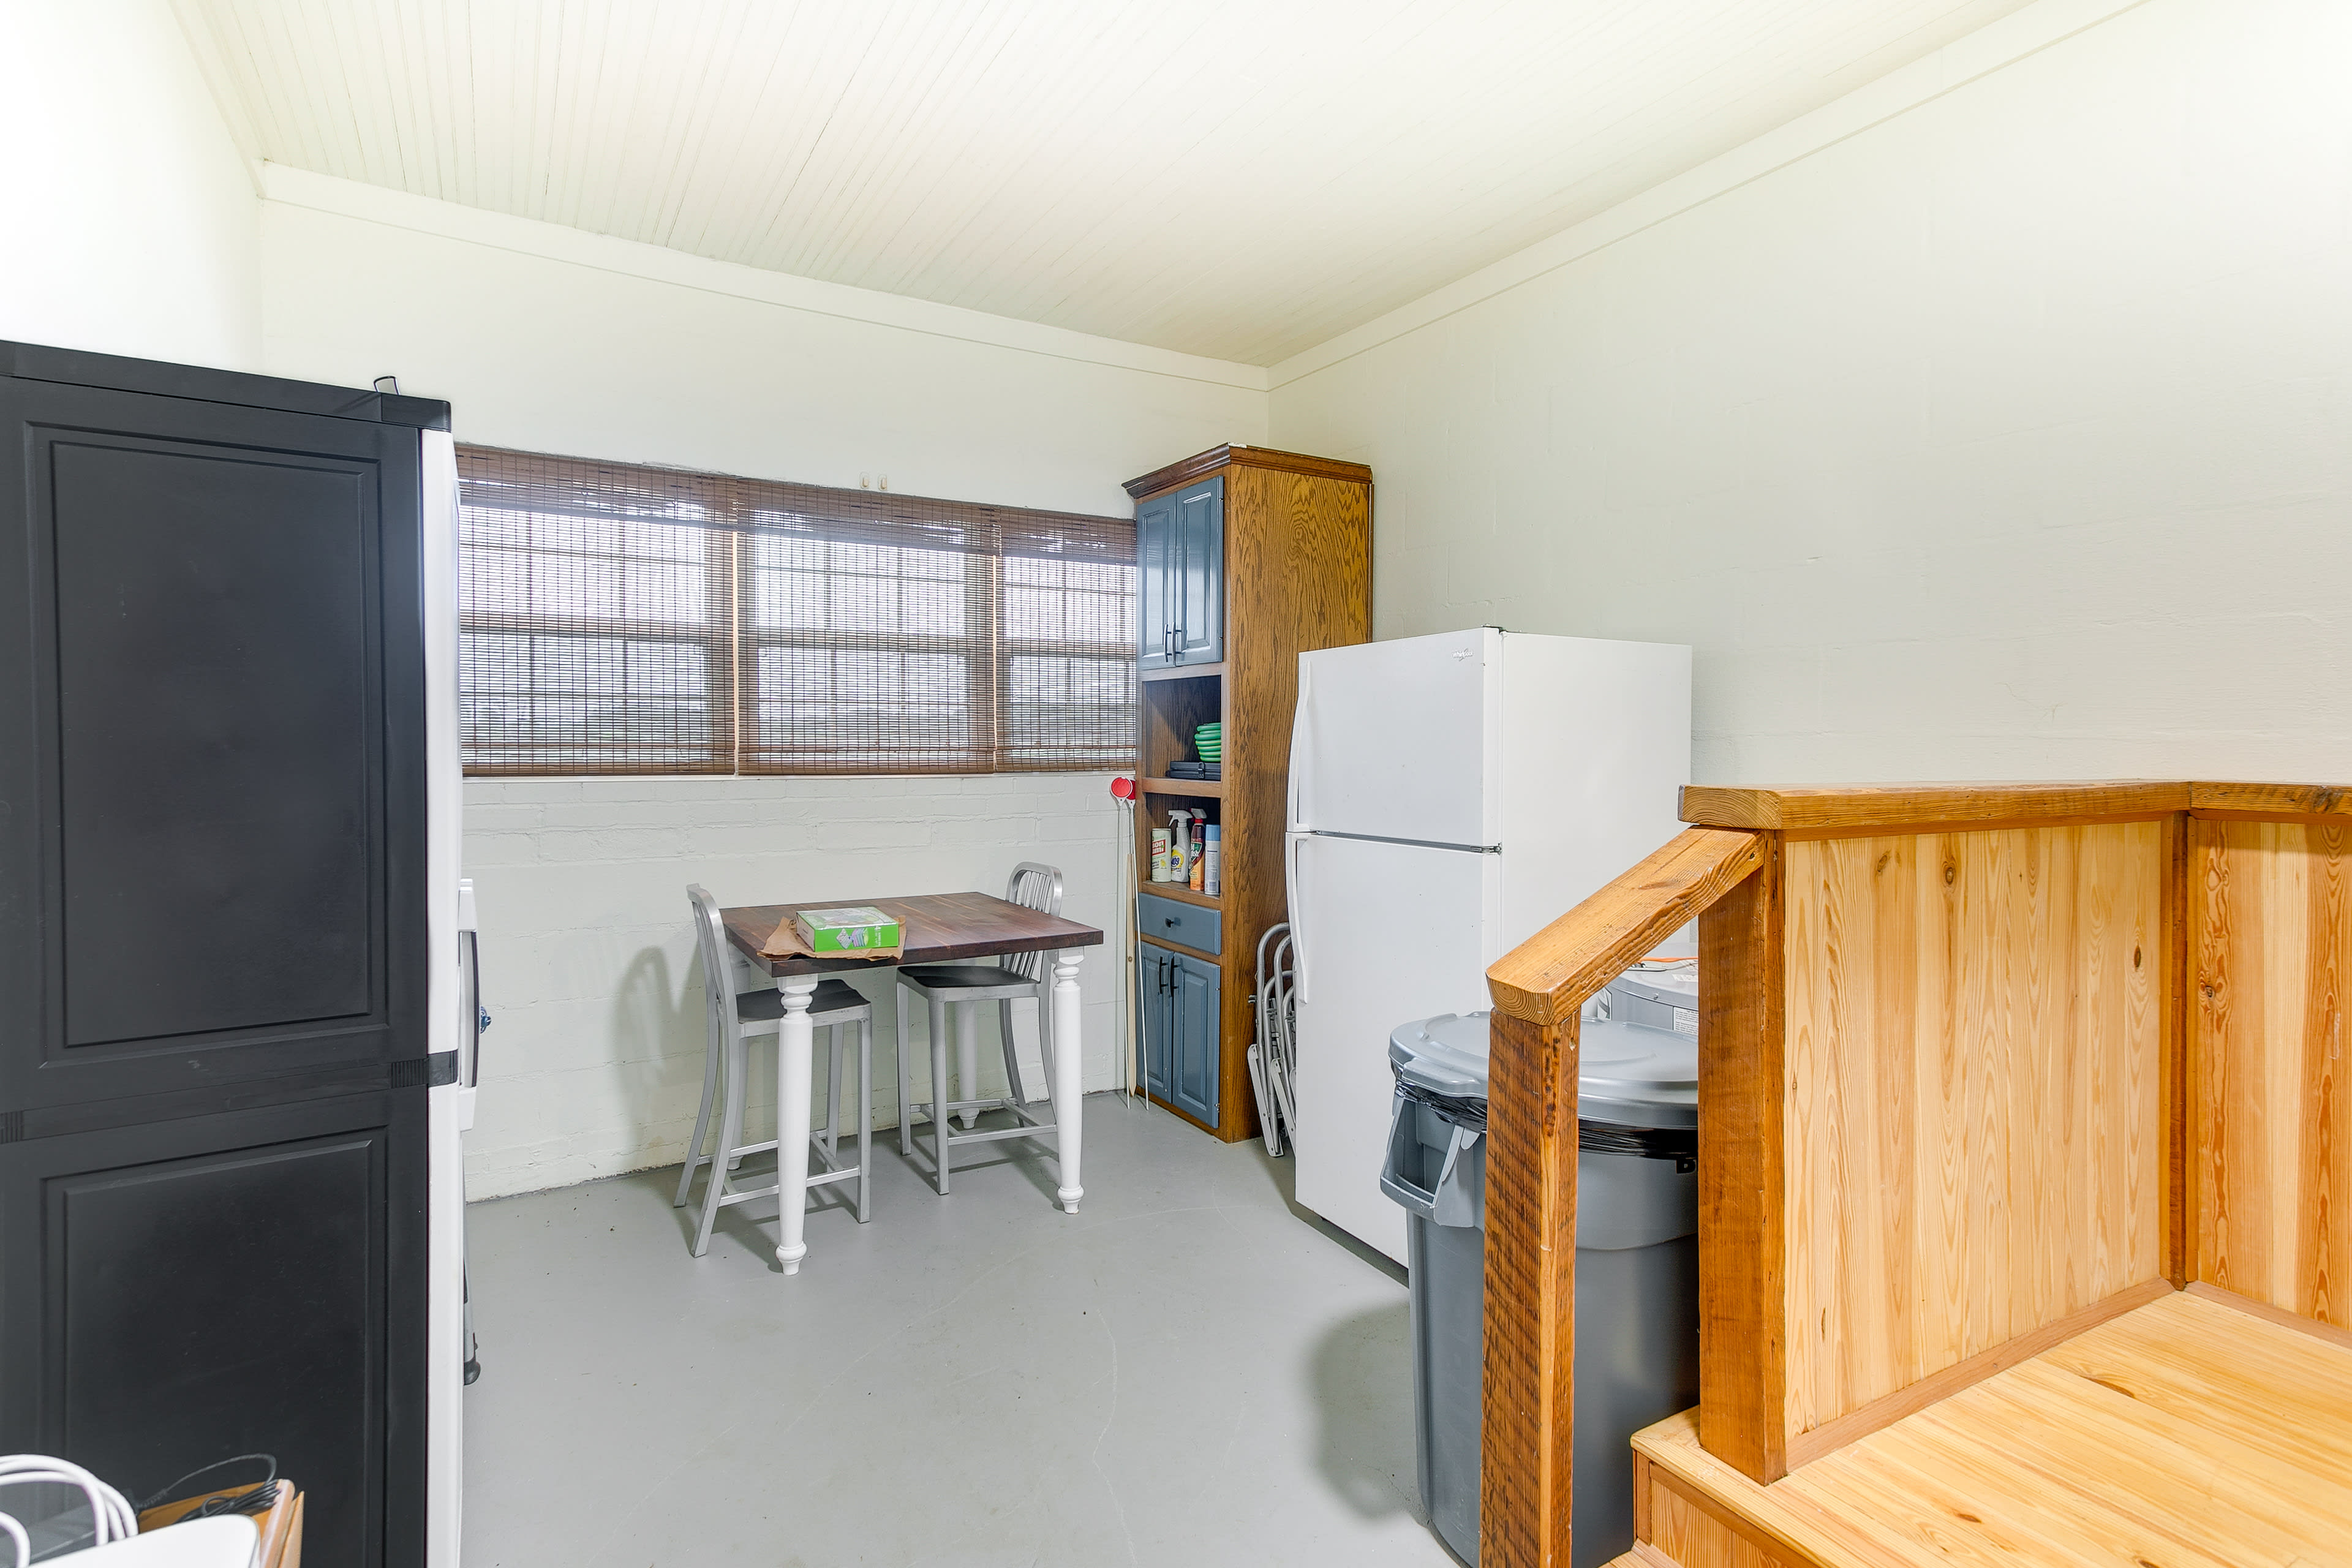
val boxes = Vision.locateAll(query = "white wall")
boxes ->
[1270,0,2352,785]
[258,168,1265,518]
[0,0,258,369]
[254,174,1262,1194]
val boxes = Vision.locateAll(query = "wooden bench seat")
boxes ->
[1631,1286,2352,1568]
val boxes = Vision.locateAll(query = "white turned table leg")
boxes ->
[774,973,818,1275]
[1050,950,1084,1215]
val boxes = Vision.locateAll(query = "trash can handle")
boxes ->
[1380,1090,1439,1218]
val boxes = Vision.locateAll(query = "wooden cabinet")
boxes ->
[1139,942,1221,1128]
[1126,446,1371,1140]
[1169,948,1219,1123]
[1136,474,1224,671]
[1136,489,1176,671]
[1170,475,1224,667]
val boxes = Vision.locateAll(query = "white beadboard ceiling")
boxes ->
[173,0,2033,366]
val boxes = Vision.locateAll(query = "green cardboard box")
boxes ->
[794,905,903,953]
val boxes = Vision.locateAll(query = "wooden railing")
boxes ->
[1478,779,2352,1567]
[1479,827,1768,1568]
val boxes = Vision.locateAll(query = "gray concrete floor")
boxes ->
[461,1092,1457,1566]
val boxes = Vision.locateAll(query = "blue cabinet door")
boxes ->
[1171,948,1220,1127]
[1170,477,1224,666]
[1135,489,1177,671]
[1139,943,1175,1100]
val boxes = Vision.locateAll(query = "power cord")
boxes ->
[137,1454,280,1520]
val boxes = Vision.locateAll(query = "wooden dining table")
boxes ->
[722,891,1105,1274]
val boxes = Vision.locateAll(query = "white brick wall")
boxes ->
[461,774,1131,1197]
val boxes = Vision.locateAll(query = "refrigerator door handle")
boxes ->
[1287,661,1311,830]
[1287,834,1311,1005]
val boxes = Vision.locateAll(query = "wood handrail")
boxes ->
[1487,827,1766,1025]
[1679,779,2188,831]
[1679,778,2352,831]
[1478,824,1765,1568]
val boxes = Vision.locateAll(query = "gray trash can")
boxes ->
[1380,997,1700,1568]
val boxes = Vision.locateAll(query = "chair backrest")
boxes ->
[1003,862,1063,982]
[685,884,741,1038]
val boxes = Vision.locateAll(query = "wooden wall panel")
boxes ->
[1779,822,2167,1441]
[1646,1477,1800,1568]
[1696,837,1787,1483]
[2193,820,2352,1329]
[1212,463,1370,1140]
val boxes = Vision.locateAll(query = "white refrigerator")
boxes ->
[1284,628,1690,1263]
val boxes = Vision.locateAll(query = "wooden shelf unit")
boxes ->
[1134,878,1219,909]
[1126,445,1370,1141]
[1138,777,1224,798]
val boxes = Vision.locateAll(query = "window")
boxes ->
[457,447,1136,775]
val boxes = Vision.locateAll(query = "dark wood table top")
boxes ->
[722,891,1105,978]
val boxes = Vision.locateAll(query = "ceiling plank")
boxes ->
[183,0,2038,364]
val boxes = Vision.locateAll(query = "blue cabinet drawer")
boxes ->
[1137,891,1220,955]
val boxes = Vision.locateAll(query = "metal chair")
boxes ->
[895,862,1065,1195]
[676,885,872,1256]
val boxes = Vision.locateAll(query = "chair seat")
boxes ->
[898,963,1036,992]
[737,977,870,1022]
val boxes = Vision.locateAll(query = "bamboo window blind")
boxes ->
[456,447,1136,775]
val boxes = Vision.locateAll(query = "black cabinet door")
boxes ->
[0,1090,428,1568]
[0,377,425,1120]
[1134,489,1177,671]
[1170,948,1220,1127]
[1139,944,1174,1100]
[1170,477,1223,666]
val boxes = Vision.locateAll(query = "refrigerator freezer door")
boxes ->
[1493,633,1692,954]
[1289,628,1497,846]
[1287,831,1496,1263]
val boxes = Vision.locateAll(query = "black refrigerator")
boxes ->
[0,339,462,1567]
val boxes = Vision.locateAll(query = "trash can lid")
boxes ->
[1388,1009,1698,1129]
[1388,1010,1494,1099]
[1581,1017,1697,1129]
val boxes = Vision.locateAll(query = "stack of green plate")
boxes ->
[1194,722,1222,763]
